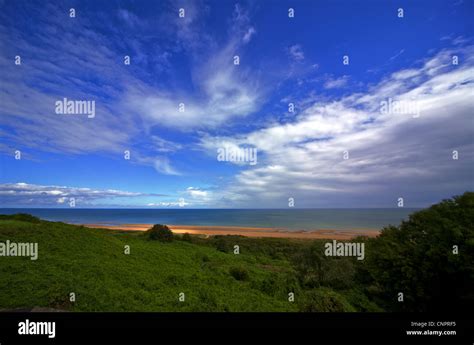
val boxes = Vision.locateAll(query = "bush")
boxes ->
[47,284,73,310]
[229,266,249,281]
[147,224,174,242]
[181,233,192,242]
[299,287,355,312]
[255,272,300,297]
[214,236,232,253]
[196,290,221,311]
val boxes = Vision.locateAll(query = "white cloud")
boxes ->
[147,201,189,207]
[288,44,305,62]
[243,27,256,44]
[200,47,474,207]
[0,1,264,180]
[324,75,350,89]
[0,183,164,206]
[389,48,405,61]
[121,4,263,131]
[186,187,208,198]
[153,157,181,176]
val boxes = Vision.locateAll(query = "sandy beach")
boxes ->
[83,223,380,240]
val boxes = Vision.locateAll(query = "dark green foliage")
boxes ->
[147,224,174,242]
[229,266,249,281]
[253,271,300,298]
[209,235,308,259]
[298,287,355,312]
[341,289,384,312]
[196,289,223,311]
[0,213,41,223]
[213,236,233,253]
[47,284,73,310]
[362,192,474,312]
[292,242,356,289]
[181,232,192,242]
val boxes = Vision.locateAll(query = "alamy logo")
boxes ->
[18,319,55,338]
[217,146,257,165]
[0,240,38,260]
[55,97,95,118]
[324,240,365,260]
[380,97,420,118]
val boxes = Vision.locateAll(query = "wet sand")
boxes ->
[84,223,380,240]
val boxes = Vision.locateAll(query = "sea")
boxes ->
[0,208,419,231]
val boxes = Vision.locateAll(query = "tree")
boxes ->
[363,192,474,312]
[147,224,174,242]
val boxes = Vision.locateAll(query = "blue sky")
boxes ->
[0,0,473,208]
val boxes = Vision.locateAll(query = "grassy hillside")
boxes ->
[0,217,305,311]
[1,192,471,312]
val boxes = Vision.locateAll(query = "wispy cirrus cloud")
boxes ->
[288,44,305,62]
[324,75,350,89]
[124,3,265,130]
[0,182,166,207]
[0,1,265,175]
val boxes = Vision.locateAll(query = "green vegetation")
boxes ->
[360,191,474,312]
[298,287,356,312]
[229,266,249,281]
[146,224,174,242]
[0,192,472,312]
[0,213,41,223]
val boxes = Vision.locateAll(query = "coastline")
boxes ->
[83,223,380,240]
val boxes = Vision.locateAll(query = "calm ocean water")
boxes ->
[0,208,418,231]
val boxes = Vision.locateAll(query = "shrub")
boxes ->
[255,272,300,297]
[181,232,192,242]
[229,266,249,281]
[197,290,220,311]
[147,224,174,242]
[298,287,355,312]
[214,236,232,253]
[341,289,384,312]
[47,284,73,310]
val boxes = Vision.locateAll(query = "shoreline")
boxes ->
[83,223,380,240]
